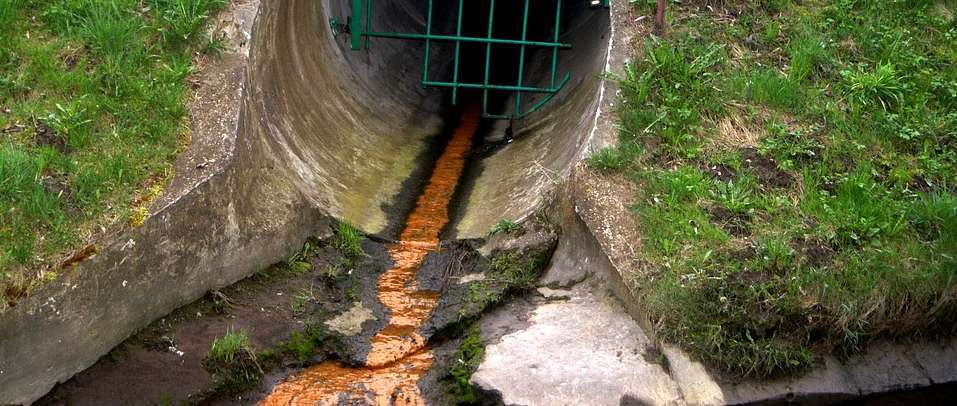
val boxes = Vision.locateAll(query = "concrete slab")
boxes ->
[472,284,682,406]
[906,337,957,384]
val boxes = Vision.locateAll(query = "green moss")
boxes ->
[488,246,552,292]
[441,325,487,405]
[274,320,336,365]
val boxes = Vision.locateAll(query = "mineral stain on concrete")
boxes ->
[261,104,480,405]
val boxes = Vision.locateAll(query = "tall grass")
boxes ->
[0,0,227,304]
[152,0,229,45]
[616,0,957,377]
[204,328,263,393]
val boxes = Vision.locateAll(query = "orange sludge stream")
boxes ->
[261,104,480,405]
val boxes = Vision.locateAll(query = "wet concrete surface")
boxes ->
[36,234,391,406]
[259,104,482,405]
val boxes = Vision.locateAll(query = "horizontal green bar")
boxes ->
[480,74,571,119]
[423,80,560,93]
[364,31,572,48]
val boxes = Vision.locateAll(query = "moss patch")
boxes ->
[440,324,487,405]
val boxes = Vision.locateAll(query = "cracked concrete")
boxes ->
[473,207,957,405]
[473,283,683,406]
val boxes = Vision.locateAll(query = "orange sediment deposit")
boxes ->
[261,104,480,405]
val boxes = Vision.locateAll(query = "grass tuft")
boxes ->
[842,62,904,111]
[333,222,364,260]
[203,329,263,393]
[487,219,523,236]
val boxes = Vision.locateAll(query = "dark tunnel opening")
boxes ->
[403,0,592,118]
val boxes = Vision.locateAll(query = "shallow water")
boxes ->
[261,105,479,405]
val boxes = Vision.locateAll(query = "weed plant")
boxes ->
[204,329,263,393]
[487,219,523,236]
[334,222,364,260]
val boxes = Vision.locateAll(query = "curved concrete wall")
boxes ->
[0,0,611,403]
[248,0,447,236]
[252,0,610,238]
[452,1,610,236]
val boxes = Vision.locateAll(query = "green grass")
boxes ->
[487,219,523,236]
[0,0,227,308]
[333,222,364,260]
[606,0,957,378]
[207,329,253,364]
[290,286,315,315]
[203,329,263,393]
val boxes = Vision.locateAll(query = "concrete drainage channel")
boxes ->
[2,0,956,404]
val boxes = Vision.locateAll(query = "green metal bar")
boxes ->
[350,0,363,50]
[364,0,372,49]
[515,0,531,116]
[452,0,464,105]
[423,80,560,93]
[550,0,562,88]
[365,31,571,48]
[482,74,570,119]
[422,0,434,83]
[482,0,496,115]
[518,74,570,118]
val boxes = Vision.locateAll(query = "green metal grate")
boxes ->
[339,0,596,119]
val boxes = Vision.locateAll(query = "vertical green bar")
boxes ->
[422,0,434,84]
[350,0,363,50]
[364,0,372,49]
[452,0,464,105]
[550,0,562,89]
[482,0,496,115]
[514,0,531,116]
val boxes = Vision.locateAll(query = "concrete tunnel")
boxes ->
[250,0,612,238]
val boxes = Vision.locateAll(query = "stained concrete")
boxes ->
[0,0,615,402]
[450,0,611,238]
[473,283,683,406]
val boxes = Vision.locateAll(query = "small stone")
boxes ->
[536,287,572,300]
[325,303,375,336]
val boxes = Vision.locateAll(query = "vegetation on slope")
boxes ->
[0,0,227,309]
[598,0,957,377]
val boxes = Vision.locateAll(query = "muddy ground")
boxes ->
[36,221,556,405]
[38,227,390,405]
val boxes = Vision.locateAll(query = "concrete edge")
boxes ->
[0,1,335,403]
